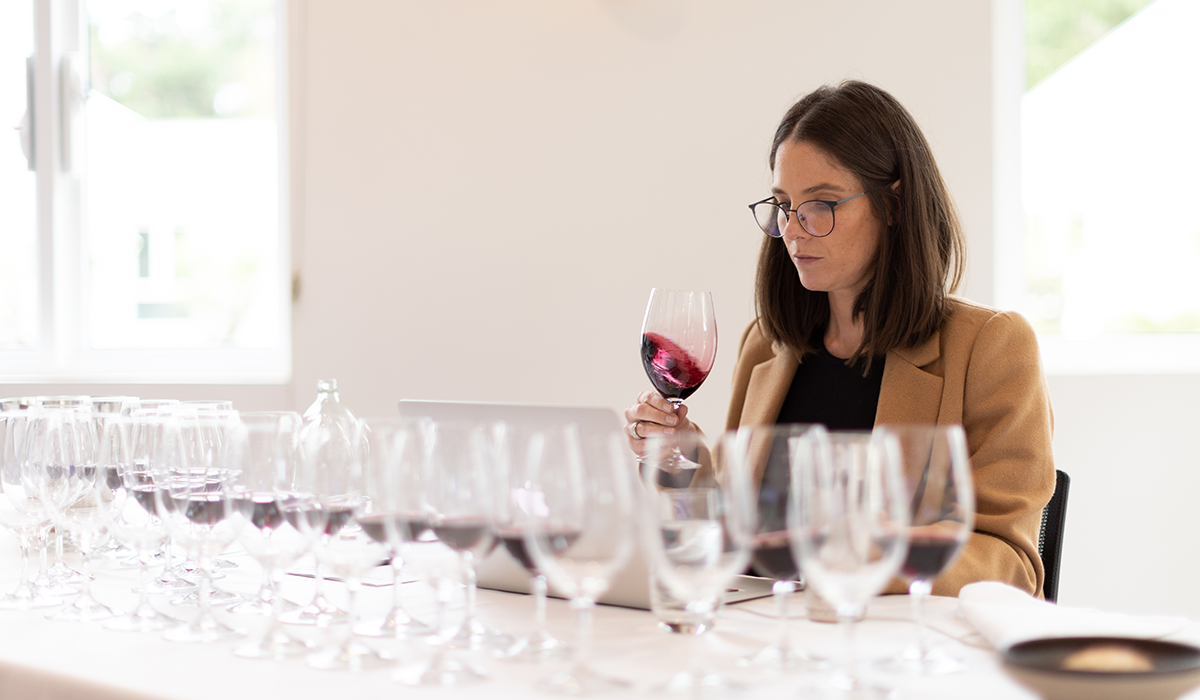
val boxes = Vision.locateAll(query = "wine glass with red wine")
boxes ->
[876,424,974,676]
[735,423,827,671]
[494,422,570,663]
[640,289,717,465]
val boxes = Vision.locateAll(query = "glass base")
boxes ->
[279,594,348,626]
[501,629,571,663]
[354,606,435,639]
[228,594,301,617]
[0,585,62,610]
[162,613,241,643]
[875,645,967,676]
[445,614,513,653]
[105,604,179,632]
[235,627,313,660]
[46,595,120,623]
[738,641,827,671]
[656,668,746,697]
[536,664,631,695]
[803,674,898,700]
[171,586,240,608]
[305,638,394,671]
[395,651,487,687]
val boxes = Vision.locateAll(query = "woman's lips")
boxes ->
[793,254,820,264]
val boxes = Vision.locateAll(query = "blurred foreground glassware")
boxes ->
[790,430,909,700]
[527,425,635,695]
[875,424,973,676]
[231,412,314,660]
[738,423,827,671]
[642,429,754,695]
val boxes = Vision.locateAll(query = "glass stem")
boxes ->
[390,552,403,609]
[909,579,932,659]
[77,535,93,601]
[838,606,863,687]
[15,531,32,593]
[533,573,549,635]
[137,550,154,610]
[346,576,361,648]
[198,558,214,624]
[571,597,595,674]
[774,579,795,651]
[463,554,478,625]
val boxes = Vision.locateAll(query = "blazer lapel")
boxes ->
[740,341,799,427]
[877,331,944,425]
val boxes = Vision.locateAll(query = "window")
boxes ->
[1018,0,1200,373]
[1,0,289,383]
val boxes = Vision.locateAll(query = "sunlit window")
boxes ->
[1,0,288,382]
[1021,0,1200,342]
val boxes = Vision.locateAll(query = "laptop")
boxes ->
[396,400,775,610]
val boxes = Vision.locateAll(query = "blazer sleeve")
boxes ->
[931,310,1056,597]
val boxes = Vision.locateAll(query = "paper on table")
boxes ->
[286,563,420,587]
[958,581,1191,650]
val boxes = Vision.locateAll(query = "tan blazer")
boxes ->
[726,297,1056,597]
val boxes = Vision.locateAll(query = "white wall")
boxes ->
[12,0,1200,618]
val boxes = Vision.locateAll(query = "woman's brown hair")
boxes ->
[755,80,966,368]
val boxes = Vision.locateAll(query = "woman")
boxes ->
[624,81,1055,598]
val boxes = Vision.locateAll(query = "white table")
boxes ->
[0,532,1137,700]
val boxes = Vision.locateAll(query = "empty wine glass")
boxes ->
[230,411,315,660]
[0,407,60,610]
[641,429,754,695]
[789,429,909,700]
[875,424,973,676]
[157,409,247,643]
[31,397,94,594]
[301,416,393,671]
[639,289,717,467]
[526,425,635,695]
[736,423,826,671]
[353,417,434,641]
[103,413,178,632]
[493,422,571,663]
[90,397,138,565]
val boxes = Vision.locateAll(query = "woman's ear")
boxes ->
[887,180,901,225]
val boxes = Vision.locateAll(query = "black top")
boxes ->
[775,346,885,430]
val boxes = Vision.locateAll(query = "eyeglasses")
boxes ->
[748,192,865,238]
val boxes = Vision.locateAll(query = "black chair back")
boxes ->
[1038,469,1070,603]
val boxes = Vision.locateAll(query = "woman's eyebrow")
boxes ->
[771,182,847,197]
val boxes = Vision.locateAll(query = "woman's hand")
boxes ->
[623,391,694,457]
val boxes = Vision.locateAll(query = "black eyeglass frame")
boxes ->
[748,192,866,238]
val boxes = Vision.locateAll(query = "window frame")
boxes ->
[2,0,292,385]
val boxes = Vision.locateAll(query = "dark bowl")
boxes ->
[1001,637,1200,700]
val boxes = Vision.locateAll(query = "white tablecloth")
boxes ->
[0,532,1189,700]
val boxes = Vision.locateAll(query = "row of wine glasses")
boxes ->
[638,423,973,699]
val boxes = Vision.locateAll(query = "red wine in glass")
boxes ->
[751,531,799,581]
[498,526,582,574]
[639,289,717,446]
[641,332,711,401]
[901,534,962,582]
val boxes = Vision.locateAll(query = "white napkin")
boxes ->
[958,581,1192,649]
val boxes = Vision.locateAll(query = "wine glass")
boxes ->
[89,396,138,565]
[130,403,196,594]
[789,430,909,699]
[30,397,94,595]
[641,429,755,695]
[24,407,120,622]
[525,424,635,695]
[0,407,60,610]
[230,411,315,660]
[102,412,179,632]
[736,423,826,671]
[425,421,509,654]
[640,288,717,466]
[393,420,483,687]
[875,424,973,675]
[353,417,434,641]
[157,409,247,643]
[493,422,570,663]
[301,416,393,671]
